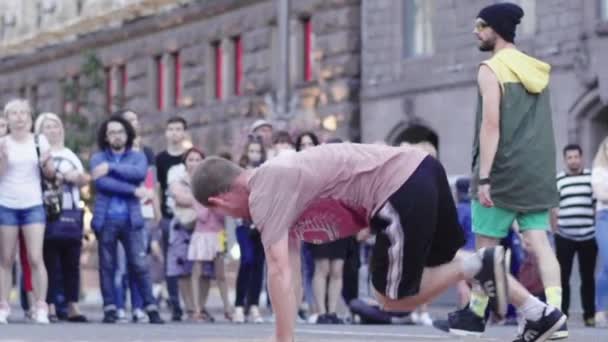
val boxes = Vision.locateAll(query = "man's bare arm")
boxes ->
[265,234,296,342]
[478,64,501,179]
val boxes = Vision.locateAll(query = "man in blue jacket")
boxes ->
[90,114,163,324]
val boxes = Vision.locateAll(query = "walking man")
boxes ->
[437,3,567,340]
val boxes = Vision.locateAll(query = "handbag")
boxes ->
[44,188,84,241]
[34,135,62,222]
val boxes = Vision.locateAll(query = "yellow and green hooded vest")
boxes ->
[471,48,558,212]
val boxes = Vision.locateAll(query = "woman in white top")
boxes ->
[591,137,608,327]
[0,99,55,324]
[35,112,90,323]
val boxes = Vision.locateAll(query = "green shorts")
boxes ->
[471,200,549,239]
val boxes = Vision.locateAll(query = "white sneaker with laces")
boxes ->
[249,306,264,324]
[0,302,10,324]
[233,306,245,323]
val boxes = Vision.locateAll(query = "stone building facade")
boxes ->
[0,0,361,154]
[361,0,608,175]
[2,0,608,175]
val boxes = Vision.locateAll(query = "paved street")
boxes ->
[0,308,603,342]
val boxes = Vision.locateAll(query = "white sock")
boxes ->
[519,295,552,321]
[461,253,482,279]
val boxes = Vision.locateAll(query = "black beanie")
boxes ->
[477,3,524,43]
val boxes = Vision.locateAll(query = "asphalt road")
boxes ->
[0,310,602,342]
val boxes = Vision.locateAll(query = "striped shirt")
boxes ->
[556,169,595,241]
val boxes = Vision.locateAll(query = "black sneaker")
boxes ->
[102,310,118,324]
[433,305,485,337]
[171,309,183,322]
[147,310,165,324]
[548,321,568,340]
[515,308,567,342]
[475,246,509,319]
[326,313,344,324]
[316,313,331,324]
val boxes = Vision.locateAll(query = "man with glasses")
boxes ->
[90,114,164,324]
[436,3,567,341]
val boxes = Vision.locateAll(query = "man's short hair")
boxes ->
[398,124,439,151]
[191,156,243,206]
[166,116,188,130]
[563,144,582,156]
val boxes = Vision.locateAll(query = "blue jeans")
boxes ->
[596,210,608,311]
[160,218,182,315]
[114,242,144,311]
[97,219,157,312]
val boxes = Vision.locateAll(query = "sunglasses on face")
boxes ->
[474,18,489,33]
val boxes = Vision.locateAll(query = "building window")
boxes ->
[154,56,164,110]
[63,75,80,114]
[106,65,127,113]
[105,67,113,113]
[29,86,38,113]
[302,17,313,82]
[119,64,127,104]
[233,36,243,96]
[213,41,223,100]
[403,0,434,58]
[172,52,181,106]
[602,0,608,21]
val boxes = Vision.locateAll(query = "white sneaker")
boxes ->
[411,311,420,324]
[249,306,264,323]
[117,309,128,323]
[596,311,608,328]
[33,303,50,324]
[307,313,319,324]
[233,306,245,323]
[0,302,10,324]
[132,308,148,323]
[418,311,433,326]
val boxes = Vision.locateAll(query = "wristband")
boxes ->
[478,178,491,185]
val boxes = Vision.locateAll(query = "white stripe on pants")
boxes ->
[378,202,405,300]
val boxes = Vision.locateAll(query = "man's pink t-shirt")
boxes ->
[247,143,427,247]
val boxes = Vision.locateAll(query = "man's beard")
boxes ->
[110,141,125,151]
[478,39,495,52]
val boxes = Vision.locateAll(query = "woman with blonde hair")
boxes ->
[592,137,608,327]
[35,112,90,322]
[0,99,55,324]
